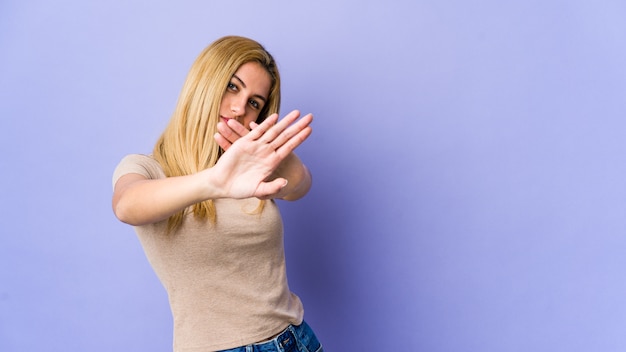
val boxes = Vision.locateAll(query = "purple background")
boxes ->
[1,1,626,351]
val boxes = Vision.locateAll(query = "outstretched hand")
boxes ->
[210,110,313,199]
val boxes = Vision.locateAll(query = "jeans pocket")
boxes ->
[294,321,322,352]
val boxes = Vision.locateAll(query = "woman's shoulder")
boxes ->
[118,153,158,164]
[116,153,162,170]
[112,154,165,186]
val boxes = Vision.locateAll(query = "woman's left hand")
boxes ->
[214,110,313,200]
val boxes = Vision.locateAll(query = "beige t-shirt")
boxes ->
[112,154,304,351]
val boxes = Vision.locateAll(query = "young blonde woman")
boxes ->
[112,36,323,352]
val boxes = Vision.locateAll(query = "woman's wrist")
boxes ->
[275,153,312,201]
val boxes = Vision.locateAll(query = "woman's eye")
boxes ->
[227,82,237,91]
[249,99,260,109]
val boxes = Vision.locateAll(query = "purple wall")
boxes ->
[2,1,626,351]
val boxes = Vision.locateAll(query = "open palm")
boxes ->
[211,110,313,199]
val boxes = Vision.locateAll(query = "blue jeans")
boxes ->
[218,321,323,352]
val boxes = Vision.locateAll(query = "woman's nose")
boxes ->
[230,96,246,116]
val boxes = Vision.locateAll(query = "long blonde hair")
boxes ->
[153,36,281,233]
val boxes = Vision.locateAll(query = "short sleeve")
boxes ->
[112,154,166,189]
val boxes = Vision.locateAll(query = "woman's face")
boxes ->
[220,61,272,129]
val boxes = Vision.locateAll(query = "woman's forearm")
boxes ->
[112,171,221,226]
[274,153,312,201]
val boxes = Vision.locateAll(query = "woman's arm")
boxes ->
[113,111,312,226]
[266,152,312,201]
[112,171,219,226]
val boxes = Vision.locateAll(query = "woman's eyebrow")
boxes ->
[233,74,247,88]
[232,74,267,103]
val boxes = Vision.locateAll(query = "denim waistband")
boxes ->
[218,321,322,352]
[253,324,298,352]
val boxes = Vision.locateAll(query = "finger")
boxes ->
[247,113,279,140]
[226,118,251,138]
[255,178,289,198]
[259,110,301,144]
[274,125,313,158]
[216,121,243,144]
[269,113,313,150]
[213,132,232,151]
